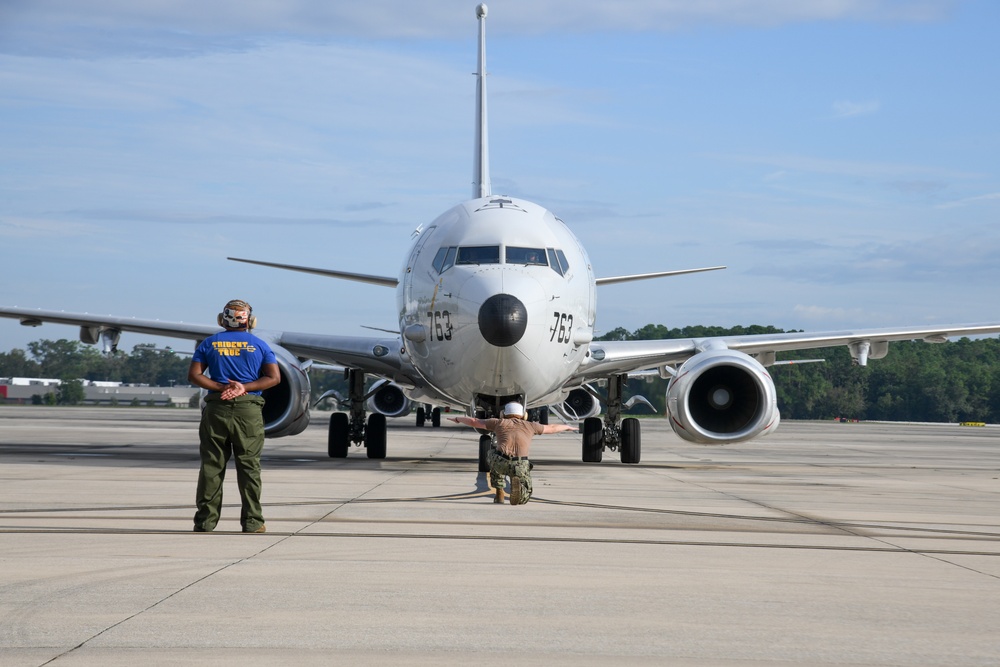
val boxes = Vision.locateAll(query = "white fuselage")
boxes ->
[397,196,596,411]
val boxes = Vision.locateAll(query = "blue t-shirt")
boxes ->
[192,331,277,395]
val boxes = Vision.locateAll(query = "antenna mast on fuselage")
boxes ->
[473,4,491,199]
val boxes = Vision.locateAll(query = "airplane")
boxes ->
[4,3,1000,472]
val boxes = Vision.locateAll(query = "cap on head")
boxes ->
[219,299,255,330]
[503,402,525,418]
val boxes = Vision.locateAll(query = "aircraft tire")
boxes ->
[366,413,387,459]
[620,417,641,464]
[529,406,550,424]
[582,417,603,463]
[416,407,425,427]
[478,434,492,472]
[432,407,442,427]
[328,412,350,458]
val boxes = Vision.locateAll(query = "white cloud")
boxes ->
[708,151,965,181]
[0,0,960,57]
[935,192,1000,209]
[0,216,95,239]
[831,100,881,119]
[793,304,871,324]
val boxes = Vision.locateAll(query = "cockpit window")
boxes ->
[546,248,563,276]
[431,247,449,273]
[433,244,564,275]
[506,246,548,266]
[431,246,458,274]
[456,245,500,265]
[555,249,570,274]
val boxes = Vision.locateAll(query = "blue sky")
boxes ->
[1,0,998,354]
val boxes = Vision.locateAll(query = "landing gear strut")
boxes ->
[327,369,387,459]
[580,373,640,464]
[478,434,493,473]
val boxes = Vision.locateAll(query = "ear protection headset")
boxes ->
[218,299,258,331]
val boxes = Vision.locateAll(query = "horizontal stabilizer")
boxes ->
[228,257,398,288]
[596,265,726,286]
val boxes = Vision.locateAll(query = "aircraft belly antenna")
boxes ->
[473,3,491,199]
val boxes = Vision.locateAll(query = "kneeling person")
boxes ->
[449,402,576,505]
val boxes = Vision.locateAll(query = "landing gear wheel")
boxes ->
[431,407,442,427]
[366,413,387,459]
[328,412,349,458]
[620,417,641,464]
[528,407,550,424]
[416,407,425,427]
[478,434,492,472]
[582,417,603,463]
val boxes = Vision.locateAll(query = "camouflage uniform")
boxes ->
[486,448,533,504]
[482,417,545,504]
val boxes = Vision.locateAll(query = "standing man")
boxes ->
[449,402,576,505]
[188,299,280,533]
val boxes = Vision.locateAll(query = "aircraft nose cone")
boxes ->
[478,293,527,347]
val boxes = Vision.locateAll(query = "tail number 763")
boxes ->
[549,311,573,344]
[427,310,453,341]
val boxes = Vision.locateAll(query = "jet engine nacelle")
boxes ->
[260,345,312,438]
[666,348,780,444]
[561,386,601,420]
[367,379,412,418]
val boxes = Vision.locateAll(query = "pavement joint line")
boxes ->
[4,497,998,538]
[37,531,288,666]
[1,526,999,557]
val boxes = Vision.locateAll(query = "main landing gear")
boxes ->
[415,405,442,427]
[582,374,641,464]
[328,369,387,459]
[478,434,493,473]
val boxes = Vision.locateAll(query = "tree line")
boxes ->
[1,340,193,387]
[3,330,1000,422]
[598,324,1000,423]
[0,339,348,407]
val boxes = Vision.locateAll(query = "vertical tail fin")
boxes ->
[473,4,491,199]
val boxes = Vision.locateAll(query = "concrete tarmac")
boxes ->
[0,406,998,666]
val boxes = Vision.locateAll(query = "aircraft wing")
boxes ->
[0,306,219,343]
[0,306,418,384]
[575,322,1000,381]
[272,330,413,380]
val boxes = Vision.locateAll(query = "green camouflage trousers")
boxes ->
[194,393,266,532]
[486,449,532,504]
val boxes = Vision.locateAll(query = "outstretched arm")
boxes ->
[448,416,488,429]
[540,424,578,434]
